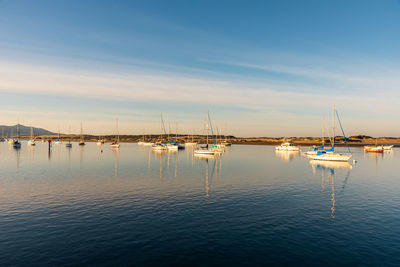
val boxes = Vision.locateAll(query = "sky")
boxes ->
[1,0,400,137]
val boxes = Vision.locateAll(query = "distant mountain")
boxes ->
[0,124,56,137]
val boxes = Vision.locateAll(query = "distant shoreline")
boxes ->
[12,134,400,147]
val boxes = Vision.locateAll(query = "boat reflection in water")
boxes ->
[112,147,119,177]
[193,153,221,198]
[152,149,180,180]
[275,150,300,162]
[309,160,353,219]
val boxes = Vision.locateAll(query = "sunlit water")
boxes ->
[0,142,399,266]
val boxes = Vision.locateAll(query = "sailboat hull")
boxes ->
[308,153,352,162]
[194,149,216,155]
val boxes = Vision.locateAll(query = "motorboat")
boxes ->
[383,145,394,150]
[275,142,300,151]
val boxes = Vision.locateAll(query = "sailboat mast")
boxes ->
[332,104,335,148]
[175,123,178,142]
[206,111,209,145]
[322,117,325,146]
[80,121,84,141]
[116,119,119,142]
[160,113,163,142]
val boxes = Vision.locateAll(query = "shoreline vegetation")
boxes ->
[15,134,400,147]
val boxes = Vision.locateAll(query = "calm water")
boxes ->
[0,142,399,266]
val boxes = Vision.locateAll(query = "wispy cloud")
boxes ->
[1,57,400,136]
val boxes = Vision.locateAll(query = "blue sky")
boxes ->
[1,0,400,136]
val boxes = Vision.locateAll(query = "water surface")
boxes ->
[0,142,399,266]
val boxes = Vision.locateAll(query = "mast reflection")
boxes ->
[194,154,218,198]
[309,160,353,219]
[112,147,119,177]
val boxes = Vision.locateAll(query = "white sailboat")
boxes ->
[97,135,104,146]
[55,127,62,144]
[27,126,35,146]
[138,132,145,145]
[307,105,352,162]
[185,130,197,146]
[167,124,184,150]
[8,128,15,144]
[152,114,167,151]
[364,134,384,153]
[194,111,216,156]
[110,119,120,148]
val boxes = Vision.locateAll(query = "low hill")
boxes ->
[0,124,56,137]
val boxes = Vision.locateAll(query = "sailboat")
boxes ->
[79,122,85,146]
[28,126,35,146]
[110,119,120,148]
[167,124,184,150]
[194,111,217,155]
[185,130,197,146]
[138,132,145,145]
[0,128,5,142]
[66,126,72,148]
[152,114,167,151]
[304,118,329,156]
[13,123,21,149]
[8,128,15,144]
[364,135,384,153]
[97,135,104,146]
[55,127,62,144]
[307,105,352,162]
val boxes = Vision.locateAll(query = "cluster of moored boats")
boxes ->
[1,113,232,157]
[144,112,231,156]
[275,105,395,162]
